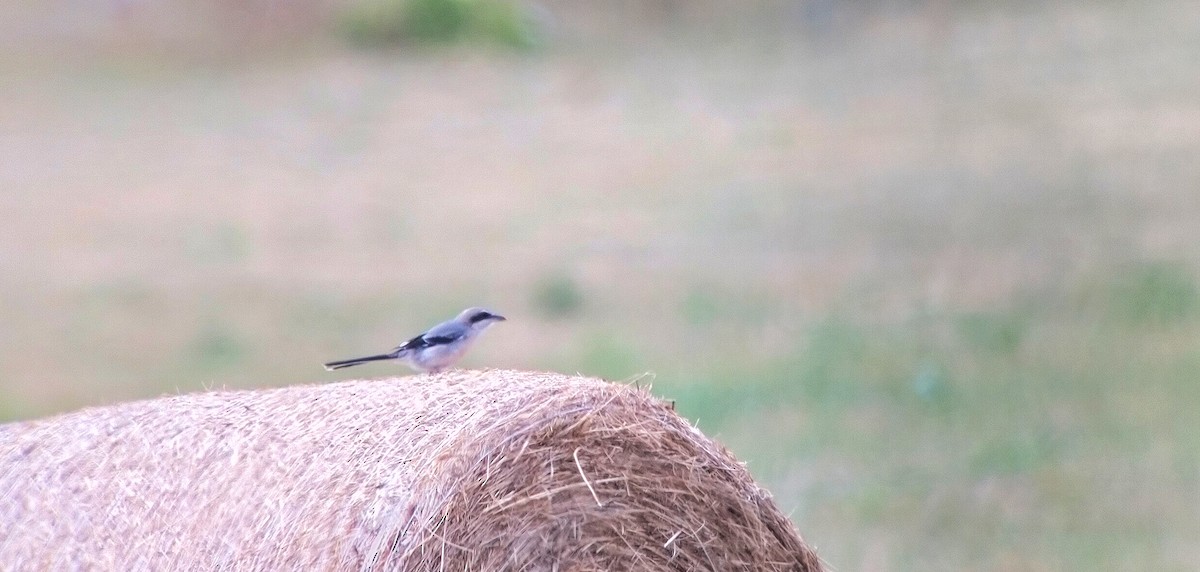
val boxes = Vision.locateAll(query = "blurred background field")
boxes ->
[2,1,1199,569]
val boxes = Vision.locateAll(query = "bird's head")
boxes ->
[459,307,507,331]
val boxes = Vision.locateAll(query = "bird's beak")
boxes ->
[493,314,507,321]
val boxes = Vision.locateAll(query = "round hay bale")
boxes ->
[0,370,823,571]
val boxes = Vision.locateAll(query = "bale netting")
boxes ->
[0,369,824,571]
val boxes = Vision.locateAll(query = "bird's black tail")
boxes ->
[323,353,397,371]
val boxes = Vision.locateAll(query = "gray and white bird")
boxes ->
[323,307,506,373]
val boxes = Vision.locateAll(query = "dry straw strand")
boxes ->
[0,369,824,571]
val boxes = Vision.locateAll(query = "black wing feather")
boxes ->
[394,332,461,352]
[421,335,460,345]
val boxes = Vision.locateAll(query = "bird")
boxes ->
[323,307,506,373]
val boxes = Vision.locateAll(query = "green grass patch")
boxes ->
[956,311,1027,354]
[663,297,1199,569]
[577,334,642,380]
[1107,260,1198,325]
[187,322,251,372]
[531,273,584,319]
[338,0,543,50]
[968,433,1062,476]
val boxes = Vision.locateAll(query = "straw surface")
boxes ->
[0,370,823,571]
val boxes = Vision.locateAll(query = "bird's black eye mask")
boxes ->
[469,312,493,324]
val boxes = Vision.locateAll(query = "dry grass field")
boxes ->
[2,1,1198,570]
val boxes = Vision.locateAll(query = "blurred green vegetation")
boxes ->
[656,282,1200,569]
[3,1,1200,570]
[1108,261,1198,325]
[532,273,584,318]
[338,0,542,49]
[188,321,252,373]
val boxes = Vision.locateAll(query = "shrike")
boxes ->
[323,307,506,373]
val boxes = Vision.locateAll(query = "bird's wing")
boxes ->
[393,322,464,351]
